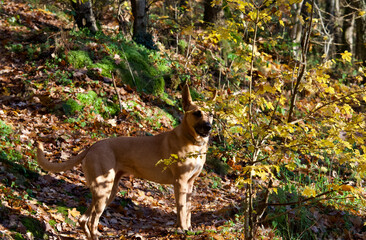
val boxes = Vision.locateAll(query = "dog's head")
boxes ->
[182,84,213,140]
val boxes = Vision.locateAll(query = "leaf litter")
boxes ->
[1,1,365,239]
[0,1,243,239]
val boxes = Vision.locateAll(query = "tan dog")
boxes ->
[36,84,213,240]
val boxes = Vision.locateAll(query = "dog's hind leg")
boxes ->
[82,169,116,240]
[79,206,93,239]
[106,171,123,206]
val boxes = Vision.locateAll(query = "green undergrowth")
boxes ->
[63,90,118,117]
[61,90,177,130]
[0,120,39,184]
[67,50,93,69]
[64,30,171,95]
[266,158,365,240]
[0,120,22,162]
[0,122,44,239]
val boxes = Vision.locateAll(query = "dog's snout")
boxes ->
[203,122,212,132]
[194,121,212,137]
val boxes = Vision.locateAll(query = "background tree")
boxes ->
[342,0,356,53]
[355,0,366,63]
[70,0,98,33]
[131,0,156,49]
[203,0,225,26]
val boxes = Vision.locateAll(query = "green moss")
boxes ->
[62,99,82,116]
[65,33,170,95]
[0,120,12,137]
[90,57,115,78]
[67,50,93,69]
[77,90,98,105]
[20,217,45,239]
[115,47,166,95]
[62,91,119,121]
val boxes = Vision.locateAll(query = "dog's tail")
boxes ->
[36,142,89,172]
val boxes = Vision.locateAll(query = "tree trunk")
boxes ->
[324,0,342,59]
[342,3,355,54]
[355,0,366,63]
[70,0,98,34]
[203,0,224,26]
[332,0,343,55]
[131,0,156,49]
[290,1,304,60]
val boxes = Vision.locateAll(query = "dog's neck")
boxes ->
[184,131,207,146]
[180,121,207,146]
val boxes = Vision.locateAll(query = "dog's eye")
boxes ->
[193,110,202,117]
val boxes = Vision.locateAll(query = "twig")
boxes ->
[298,221,317,239]
[256,179,273,222]
[289,88,366,125]
[287,0,315,123]
[120,45,137,87]
[248,6,260,148]
[111,73,123,113]
[255,190,335,225]
[267,190,334,207]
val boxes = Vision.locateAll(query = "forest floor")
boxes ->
[0,1,246,239]
[0,1,365,240]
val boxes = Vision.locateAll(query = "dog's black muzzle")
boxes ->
[195,122,212,137]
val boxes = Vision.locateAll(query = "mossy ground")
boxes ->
[65,32,170,95]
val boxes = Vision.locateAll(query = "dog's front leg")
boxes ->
[185,177,196,229]
[174,179,189,230]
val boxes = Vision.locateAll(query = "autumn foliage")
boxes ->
[0,0,366,239]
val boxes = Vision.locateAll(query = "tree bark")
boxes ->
[131,0,156,49]
[355,0,366,63]
[203,0,224,26]
[70,0,98,34]
[342,2,355,53]
[290,1,304,60]
[324,0,342,59]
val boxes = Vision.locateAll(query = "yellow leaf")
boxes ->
[341,50,352,62]
[279,19,284,27]
[68,208,80,218]
[359,11,366,16]
[324,86,335,94]
[248,11,257,21]
[265,100,274,110]
[235,177,252,189]
[51,213,65,222]
[341,104,353,115]
[302,187,316,197]
[340,185,355,192]
[264,84,276,94]
[305,2,312,13]
[289,0,303,4]
[285,162,296,171]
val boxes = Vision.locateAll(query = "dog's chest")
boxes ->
[180,145,207,179]
[189,161,203,179]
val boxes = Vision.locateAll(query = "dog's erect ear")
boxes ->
[182,84,192,111]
